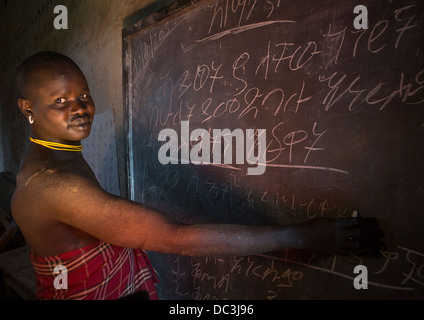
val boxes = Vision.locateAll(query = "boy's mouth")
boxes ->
[68,116,92,130]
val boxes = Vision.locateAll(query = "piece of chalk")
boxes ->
[352,210,358,217]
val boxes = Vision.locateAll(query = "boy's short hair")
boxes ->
[16,51,80,99]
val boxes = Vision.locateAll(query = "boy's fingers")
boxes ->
[345,227,361,239]
[337,247,355,256]
[358,217,380,230]
[342,239,360,250]
[332,211,386,257]
[338,217,359,229]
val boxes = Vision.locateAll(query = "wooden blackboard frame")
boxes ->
[123,0,201,200]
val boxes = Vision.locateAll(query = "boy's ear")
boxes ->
[17,98,33,118]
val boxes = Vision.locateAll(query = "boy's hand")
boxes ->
[296,215,385,256]
[356,215,386,257]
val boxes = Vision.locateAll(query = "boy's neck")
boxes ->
[29,143,84,163]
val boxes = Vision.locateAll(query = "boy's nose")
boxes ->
[69,99,88,114]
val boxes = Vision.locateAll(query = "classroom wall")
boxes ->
[0,0,173,195]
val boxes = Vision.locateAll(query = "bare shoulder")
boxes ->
[12,153,172,252]
[13,159,105,219]
[12,161,104,256]
[18,162,96,192]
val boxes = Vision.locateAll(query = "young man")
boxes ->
[12,51,362,300]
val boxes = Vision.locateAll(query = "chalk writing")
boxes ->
[398,246,424,286]
[166,244,422,299]
[133,19,184,83]
[125,0,424,300]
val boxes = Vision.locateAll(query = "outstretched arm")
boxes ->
[155,217,360,256]
[33,170,361,257]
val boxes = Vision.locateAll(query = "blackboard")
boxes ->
[122,0,424,299]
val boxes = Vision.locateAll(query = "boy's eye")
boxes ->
[80,94,88,99]
[55,98,66,104]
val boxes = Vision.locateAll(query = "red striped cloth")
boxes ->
[29,241,159,300]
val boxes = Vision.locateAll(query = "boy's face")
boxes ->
[18,62,95,144]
